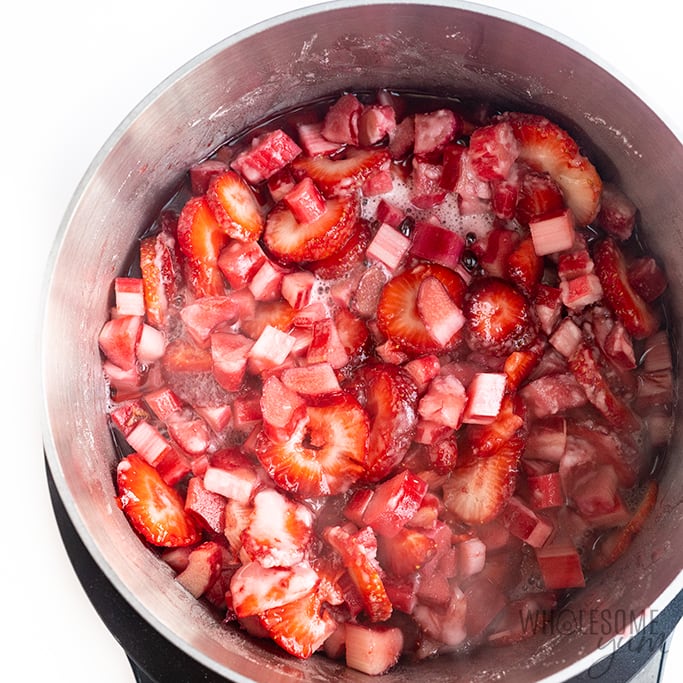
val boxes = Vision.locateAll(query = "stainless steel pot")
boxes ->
[41,1,683,681]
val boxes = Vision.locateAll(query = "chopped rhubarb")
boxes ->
[462,372,507,424]
[231,129,302,184]
[280,362,341,396]
[125,420,171,467]
[535,538,585,590]
[503,496,554,548]
[114,277,145,317]
[247,324,296,373]
[366,222,411,272]
[409,220,466,271]
[281,270,316,310]
[529,208,575,256]
[416,276,465,347]
[344,623,403,676]
[175,541,223,598]
[283,176,326,224]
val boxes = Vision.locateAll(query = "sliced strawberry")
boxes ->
[568,343,639,430]
[442,435,523,525]
[502,112,603,226]
[460,394,526,459]
[309,219,371,279]
[506,236,543,297]
[239,299,296,340]
[291,148,391,197]
[254,392,369,497]
[206,170,265,242]
[348,363,418,482]
[241,488,314,568]
[376,262,467,355]
[116,454,200,547]
[259,588,337,659]
[263,195,360,264]
[324,525,392,623]
[139,230,178,329]
[176,195,229,297]
[230,560,320,618]
[593,237,659,339]
[463,277,538,356]
[377,526,437,577]
[592,480,658,569]
[514,168,564,226]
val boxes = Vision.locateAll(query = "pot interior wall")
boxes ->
[42,2,683,682]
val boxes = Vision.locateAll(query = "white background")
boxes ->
[2,1,682,681]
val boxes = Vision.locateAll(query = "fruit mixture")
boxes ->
[99,90,673,675]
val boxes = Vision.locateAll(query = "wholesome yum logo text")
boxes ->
[518,607,668,679]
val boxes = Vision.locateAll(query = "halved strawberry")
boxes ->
[463,277,538,356]
[254,392,369,497]
[176,195,229,297]
[206,170,265,242]
[502,112,602,226]
[593,237,659,339]
[259,588,337,659]
[442,435,523,525]
[116,454,200,547]
[291,148,391,197]
[376,263,467,355]
[263,195,360,264]
[348,363,418,482]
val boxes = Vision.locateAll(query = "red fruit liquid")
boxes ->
[101,89,673,674]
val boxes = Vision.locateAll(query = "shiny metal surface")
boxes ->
[41,1,683,681]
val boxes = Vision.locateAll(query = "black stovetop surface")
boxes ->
[46,458,679,683]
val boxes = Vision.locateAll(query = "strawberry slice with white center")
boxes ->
[502,112,603,226]
[463,277,538,356]
[442,435,523,525]
[116,454,200,547]
[324,525,392,623]
[241,489,314,568]
[348,363,418,482]
[259,588,337,659]
[139,229,178,329]
[291,148,391,197]
[593,237,659,339]
[206,170,265,242]
[263,195,360,264]
[376,263,467,355]
[254,392,369,498]
[230,560,320,618]
[176,195,230,297]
